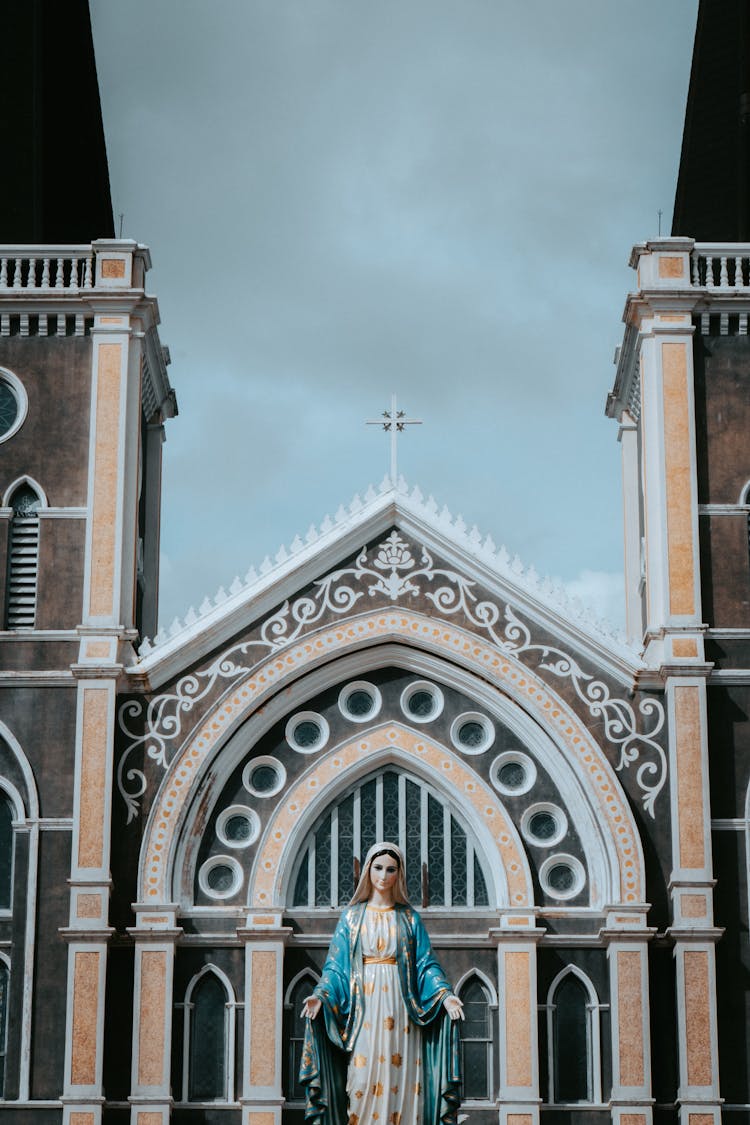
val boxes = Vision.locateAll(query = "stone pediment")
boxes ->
[129,479,636,690]
[117,481,666,830]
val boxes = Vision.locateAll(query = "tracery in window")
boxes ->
[289,768,491,909]
[5,483,42,629]
[548,969,601,1104]
[184,969,232,1102]
[458,977,493,1100]
[285,973,320,1101]
[0,958,7,1098]
[0,795,12,909]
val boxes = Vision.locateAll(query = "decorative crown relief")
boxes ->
[117,530,665,822]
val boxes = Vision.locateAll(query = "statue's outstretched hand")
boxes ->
[443,995,464,1021]
[302,996,322,1020]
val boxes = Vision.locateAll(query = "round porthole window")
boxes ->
[521,803,567,848]
[338,681,382,723]
[198,855,244,900]
[400,681,444,724]
[490,751,537,797]
[286,712,330,754]
[242,756,286,798]
[450,712,495,755]
[539,854,586,901]
[0,370,27,444]
[216,805,260,848]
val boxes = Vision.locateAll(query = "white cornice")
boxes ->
[131,478,639,690]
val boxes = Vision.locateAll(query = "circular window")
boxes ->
[198,855,244,900]
[450,712,495,755]
[400,681,444,724]
[490,751,537,797]
[0,370,27,444]
[286,712,330,754]
[242,756,286,798]
[539,854,586,901]
[338,681,382,723]
[216,804,260,848]
[521,803,568,848]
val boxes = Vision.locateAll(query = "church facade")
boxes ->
[2,5,750,1125]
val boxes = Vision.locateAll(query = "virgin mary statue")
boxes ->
[299,841,463,1125]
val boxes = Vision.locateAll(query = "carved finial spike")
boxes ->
[244,565,258,584]
[497,544,510,568]
[349,493,362,514]
[454,514,467,537]
[425,495,438,515]
[468,524,481,546]
[526,564,539,588]
[214,586,228,605]
[334,505,348,524]
[364,483,377,503]
[397,474,408,493]
[154,629,166,646]
[185,606,198,626]
[305,524,319,544]
[320,514,333,533]
[230,576,243,595]
[482,534,496,555]
[139,636,152,655]
[275,545,289,564]
[410,484,423,504]
[199,597,213,615]
[379,474,392,493]
[511,554,524,574]
[290,535,304,554]
[260,556,273,575]
[169,616,183,637]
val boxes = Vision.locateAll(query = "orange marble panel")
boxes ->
[84,641,111,659]
[673,638,698,658]
[76,893,102,919]
[682,895,707,919]
[507,1116,532,1125]
[138,950,167,1086]
[89,342,122,617]
[70,950,100,1085]
[617,950,644,1087]
[659,256,685,278]
[621,1116,646,1125]
[675,685,706,870]
[78,688,108,870]
[137,1114,164,1125]
[684,951,712,1087]
[504,951,532,1087]
[663,343,695,616]
[101,259,126,278]
[688,1115,714,1125]
[248,1115,276,1125]
[70,1114,96,1125]
[250,950,277,1085]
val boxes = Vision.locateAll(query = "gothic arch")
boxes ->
[139,610,645,906]
[1,476,47,510]
[247,723,532,909]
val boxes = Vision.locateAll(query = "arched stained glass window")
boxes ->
[286,974,319,1102]
[459,977,492,1100]
[5,483,42,629]
[0,796,12,910]
[549,971,601,1104]
[186,971,229,1102]
[289,768,491,909]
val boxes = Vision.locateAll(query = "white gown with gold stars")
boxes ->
[347,905,422,1125]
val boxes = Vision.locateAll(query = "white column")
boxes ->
[239,914,292,1125]
[495,916,544,1125]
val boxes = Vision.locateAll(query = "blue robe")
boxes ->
[300,903,461,1125]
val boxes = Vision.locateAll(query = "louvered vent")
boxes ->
[5,484,41,629]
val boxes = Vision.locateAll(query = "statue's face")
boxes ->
[370,856,399,895]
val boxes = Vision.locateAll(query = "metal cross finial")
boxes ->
[366,392,422,483]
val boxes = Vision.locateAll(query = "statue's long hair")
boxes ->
[349,840,410,905]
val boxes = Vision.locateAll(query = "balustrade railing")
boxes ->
[691,245,750,289]
[0,248,94,292]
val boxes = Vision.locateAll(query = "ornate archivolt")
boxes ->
[135,607,646,906]
[249,724,532,909]
[120,530,666,827]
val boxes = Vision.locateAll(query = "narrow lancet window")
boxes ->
[5,484,42,628]
[187,971,229,1102]
[459,977,492,1100]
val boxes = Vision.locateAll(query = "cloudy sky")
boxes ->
[89,1,698,633]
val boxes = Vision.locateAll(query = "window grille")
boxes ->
[289,768,491,909]
[0,959,7,1098]
[286,974,319,1101]
[186,971,230,1102]
[5,484,41,629]
[547,970,601,1104]
[459,977,493,1099]
[0,796,11,910]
